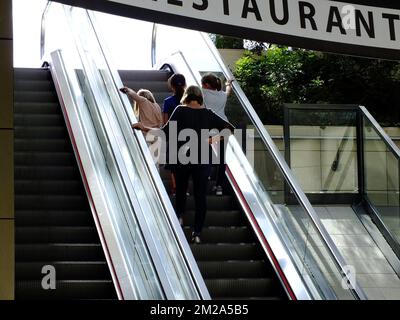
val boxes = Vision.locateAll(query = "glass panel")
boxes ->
[288,109,358,194]
[364,116,400,244]
[44,3,203,299]
[154,26,358,299]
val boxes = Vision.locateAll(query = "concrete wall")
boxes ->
[0,0,14,300]
[217,49,245,72]
[252,125,399,204]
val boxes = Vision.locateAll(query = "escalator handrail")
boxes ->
[40,1,51,59]
[85,10,211,300]
[197,32,367,300]
[360,105,400,159]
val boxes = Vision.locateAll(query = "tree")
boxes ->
[234,47,400,126]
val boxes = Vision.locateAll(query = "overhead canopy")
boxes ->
[55,0,400,60]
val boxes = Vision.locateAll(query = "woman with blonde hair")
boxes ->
[120,87,163,130]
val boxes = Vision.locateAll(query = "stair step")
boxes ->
[190,243,262,261]
[198,261,272,279]
[15,180,83,195]
[118,70,170,82]
[15,195,88,210]
[184,210,244,227]
[120,80,169,93]
[171,195,235,210]
[15,166,80,180]
[15,126,68,139]
[15,152,76,166]
[16,262,111,280]
[14,68,52,81]
[14,114,65,127]
[15,210,93,227]
[16,244,105,261]
[15,91,59,103]
[15,139,72,152]
[183,226,253,243]
[16,227,99,244]
[15,280,116,300]
[14,79,55,91]
[14,102,61,115]
[205,278,280,299]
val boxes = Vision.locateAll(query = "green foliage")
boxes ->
[234,47,400,125]
[213,34,243,49]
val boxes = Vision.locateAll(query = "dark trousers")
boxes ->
[215,140,227,188]
[174,164,211,234]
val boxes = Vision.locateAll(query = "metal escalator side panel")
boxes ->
[49,53,134,299]
[224,138,312,300]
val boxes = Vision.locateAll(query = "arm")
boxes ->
[163,113,169,125]
[225,80,234,97]
[120,87,147,103]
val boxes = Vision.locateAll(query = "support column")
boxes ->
[0,0,14,300]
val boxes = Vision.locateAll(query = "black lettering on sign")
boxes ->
[168,0,183,6]
[242,0,262,21]
[355,10,375,38]
[223,0,230,15]
[382,13,400,41]
[327,6,346,35]
[193,0,208,11]
[269,0,289,25]
[299,1,317,30]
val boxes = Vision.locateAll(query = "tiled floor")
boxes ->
[279,205,400,300]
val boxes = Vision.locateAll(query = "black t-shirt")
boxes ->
[162,106,234,166]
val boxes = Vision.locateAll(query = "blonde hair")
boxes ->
[134,89,156,117]
[181,85,203,105]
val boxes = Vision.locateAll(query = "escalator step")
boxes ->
[15,180,83,195]
[198,261,272,279]
[183,226,253,243]
[205,278,279,299]
[16,227,99,244]
[15,152,76,166]
[15,166,80,180]
[118,70,170,82]
[15,91,59,103]
[14,102,61,115]
[14,68,52,81]
[120,80,169,93]
[15,127,68,139]
[14,114,65,127]
[16,210,93,227]
[190,243,262,261]
[15,79,55,92]
[16,244,105,261]
[15,139,72,152]
[171,195,235,210]
[15,195,88,210]
[185,210,244,227]
[16,262,111,280]
[15,280,116,300]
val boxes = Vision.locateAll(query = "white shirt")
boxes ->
[202,89,229,122]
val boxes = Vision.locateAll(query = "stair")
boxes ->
[119,70,287,300]
[14,68,117,300]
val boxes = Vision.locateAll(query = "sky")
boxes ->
[12,0,220,73]
[12,0,155,69]
[13,0,48,67]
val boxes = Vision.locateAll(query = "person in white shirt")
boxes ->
[201,73,234,196]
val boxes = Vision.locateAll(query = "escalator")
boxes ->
[13,68,286,300]
[14,68,117,299]
[119,70,286,300]
[33,2,369,300]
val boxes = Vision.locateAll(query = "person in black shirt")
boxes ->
[133,85,234,244]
